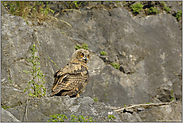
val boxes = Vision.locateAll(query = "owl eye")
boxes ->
[80,53,84,57]
[87,55,90,59]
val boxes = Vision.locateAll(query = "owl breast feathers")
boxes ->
[51,49,90,97]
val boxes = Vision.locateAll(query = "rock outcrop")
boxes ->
[1,1,182,122]
[6,96,121,122]
[1,108,20,122]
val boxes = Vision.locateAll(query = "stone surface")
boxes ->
[1,1,182,122]
[117,100,182,122]
[6,96,121,122]
[1,108,20,122]
[137,101,182,122]
[56,7,181,106]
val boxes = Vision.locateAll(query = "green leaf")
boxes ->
[110,63,120,70]
[47,119,51,122]
[100,51,107,56]
[75,45,81,50]
[78,115,85,122]
[88,117,94,122]
[23,70,31,74]
[70,115,77,122]
[82,43,89,50]
[8,78,13,84]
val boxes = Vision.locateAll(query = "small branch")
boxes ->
[46,54,60,69]
[114,100,175,112]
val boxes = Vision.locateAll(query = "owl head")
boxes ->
[70,49,90,64]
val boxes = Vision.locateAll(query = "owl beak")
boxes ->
[83,57,87,62]
[85,57,88,62]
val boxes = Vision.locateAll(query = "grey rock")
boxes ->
[120,112,142,122]
[1,86,27,108]
[1,2,182,122]
[57,6,181,106]
[6,96,121,122]
[117,100,182,122]
[1,108,20,122]
[137,101,182,122]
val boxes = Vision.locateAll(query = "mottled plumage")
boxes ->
[51,49,90,97]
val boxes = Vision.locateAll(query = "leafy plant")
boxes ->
[2,1,54,22]
[8,78,13,84]
[100,51,107,56]
[148,7,159,14]
[131,2,144,13]
[161,1,171,13]
[23,44,46,98]
[48,114,68,122]
[122,1,126,5]
[107,112,116,121]
[1,105,11,109]
[62,1,84,9]
[70,115,78,122]
[104,92,108,96]
[170,89,174,101]
[78,115,94,122]
[110,63,120,70]
[48,114,94,122]
[92,97,99,102]
[175,10,182,21]
[75,43,89,50]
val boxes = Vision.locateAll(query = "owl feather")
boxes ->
[51,49,90,97]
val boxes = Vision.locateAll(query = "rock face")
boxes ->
[117,100,182,122]
[1,2,182,122]
[1,108,20,122]
[6,96,121,122]
[60,7,182,106]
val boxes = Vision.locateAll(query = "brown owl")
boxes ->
[51,49,90,97]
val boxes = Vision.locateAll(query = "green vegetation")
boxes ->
[148,7,159,14]
[77,115,94,122]
[122,1,126,5]
[104,92,108,96]
[59,1,84,9]
[8,78,13,84]
[23,44,46,98]
[92,97,99,102]
[48,114,67,122]
[100,51,107,56]
[124,104,126,107]
[108,114,116,120]
[161,1,171,13]
[170,89,174,101]
[175,10,182,21]
[1,1,73,27]
[146,102,152,104]
[67,1,84,9]
[48,114,94,122]
[2,1,54,21]
[131,2,144,13]
[75,43,89,50]
[70,115,78,122]
[1,105,11,109]
[110,63,120,70]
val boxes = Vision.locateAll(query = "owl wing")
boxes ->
[51,62,89,96]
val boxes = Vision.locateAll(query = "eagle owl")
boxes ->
[51,49,90,97]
